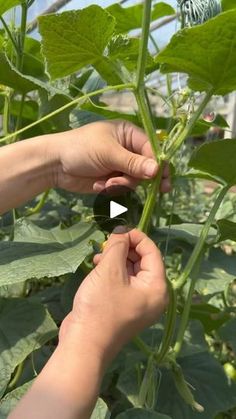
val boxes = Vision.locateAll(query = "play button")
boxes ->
[110,201,128,219]
[93,185,142,234]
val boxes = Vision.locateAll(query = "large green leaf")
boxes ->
[0,0,21,16]
[189,303,230,333]
[117,352,236,419]
[156,10,236,95]
[107,2,175,33]
[219,318,236,354]
[39,6,116,80]
[217,219,236,242]
[0,219,104,286]
[91,398,110,419]
[222,0,236,10]
[0,298,57,396]
[188,139,236,186]
[116,409,171,419]
[196,248,236,295]
[0,380,33,418]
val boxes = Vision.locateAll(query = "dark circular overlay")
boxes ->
[93,185,142,234]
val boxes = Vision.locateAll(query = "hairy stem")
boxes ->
[1,83,134,144]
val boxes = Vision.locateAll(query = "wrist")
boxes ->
[59,313,117,370]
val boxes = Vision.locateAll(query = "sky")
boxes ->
[28,0,178,47]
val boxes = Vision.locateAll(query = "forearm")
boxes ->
[0,136,58,214]
[9,324,106,419]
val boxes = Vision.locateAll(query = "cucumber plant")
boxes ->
[0,0,236,418]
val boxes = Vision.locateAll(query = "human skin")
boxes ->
[9,228,168,419]
[0,120,170,214]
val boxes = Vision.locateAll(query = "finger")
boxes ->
[99,228,130,268]
[160,178,171,193]
[119,121,154,158]
[93,254,102,265]
[128,229,164,275]
[105,175,138,190]
[111,145,158,180]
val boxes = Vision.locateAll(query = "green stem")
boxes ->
[173,185,229,290]
[133,336,152,358]
[26,189,50,215]
[3,93,10,137]
[165,88,214,160]
[1,83,134,144]
[135,88,161,159]
[8,361,25,390]
[17,1,28,71]
[0,16,18,53]
[155,280,177,363]
[138,162,164,233]
[173,253,203,356]
[136,0,152,90]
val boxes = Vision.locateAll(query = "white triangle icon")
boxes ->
[110,201,128,219]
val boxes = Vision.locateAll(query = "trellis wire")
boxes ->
[177,0,222,27]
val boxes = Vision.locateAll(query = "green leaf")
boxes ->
[39,6,116,80]
[219,318,236,353]
[117,352,236,419]
[156,10,236,95]
[0,380,33,418]
[0,0,21,16]
[196,248,236,295]
[217,219,236,242]
[91,398,110,419]
[116,409,171,419]
[0,219,104,286]
[0,298,57,396]
[154,223,217,246]
[188,139,236,186]
[222,0,236,11]
[189,303,230,333]
[107,2,175,33]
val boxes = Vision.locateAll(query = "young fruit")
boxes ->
[223,363,236,381]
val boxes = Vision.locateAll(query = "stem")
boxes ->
[155,280,177,363]
[1,83,134,144]
[17,2,28,71]
[135,89,161,158]
[13,93,26,142]
[173,253,203,356]
[3,93,10,136]
[165,88,214,160]
[26,190,50,215]
[138,162,164,233]
[136,0,152,90]
[173,186,229,290]
[0,16,18,53]
[133,336,152,358]
[8,361,25,390]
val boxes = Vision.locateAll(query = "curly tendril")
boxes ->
[177,0,222,27]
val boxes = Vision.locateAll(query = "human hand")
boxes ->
[52,120,170,193]
[60,228,168,364]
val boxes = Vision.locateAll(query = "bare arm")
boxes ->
[0,120,170,215]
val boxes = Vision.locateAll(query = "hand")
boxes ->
[60,228,168,363]
[52,120,170,193]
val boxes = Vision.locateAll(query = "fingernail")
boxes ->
[144,160,158,177]
[113,225,128,234]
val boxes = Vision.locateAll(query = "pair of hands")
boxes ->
[53,120,169,360]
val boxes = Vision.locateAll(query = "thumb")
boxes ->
[113,146,158,179]
[101,228,130,268]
